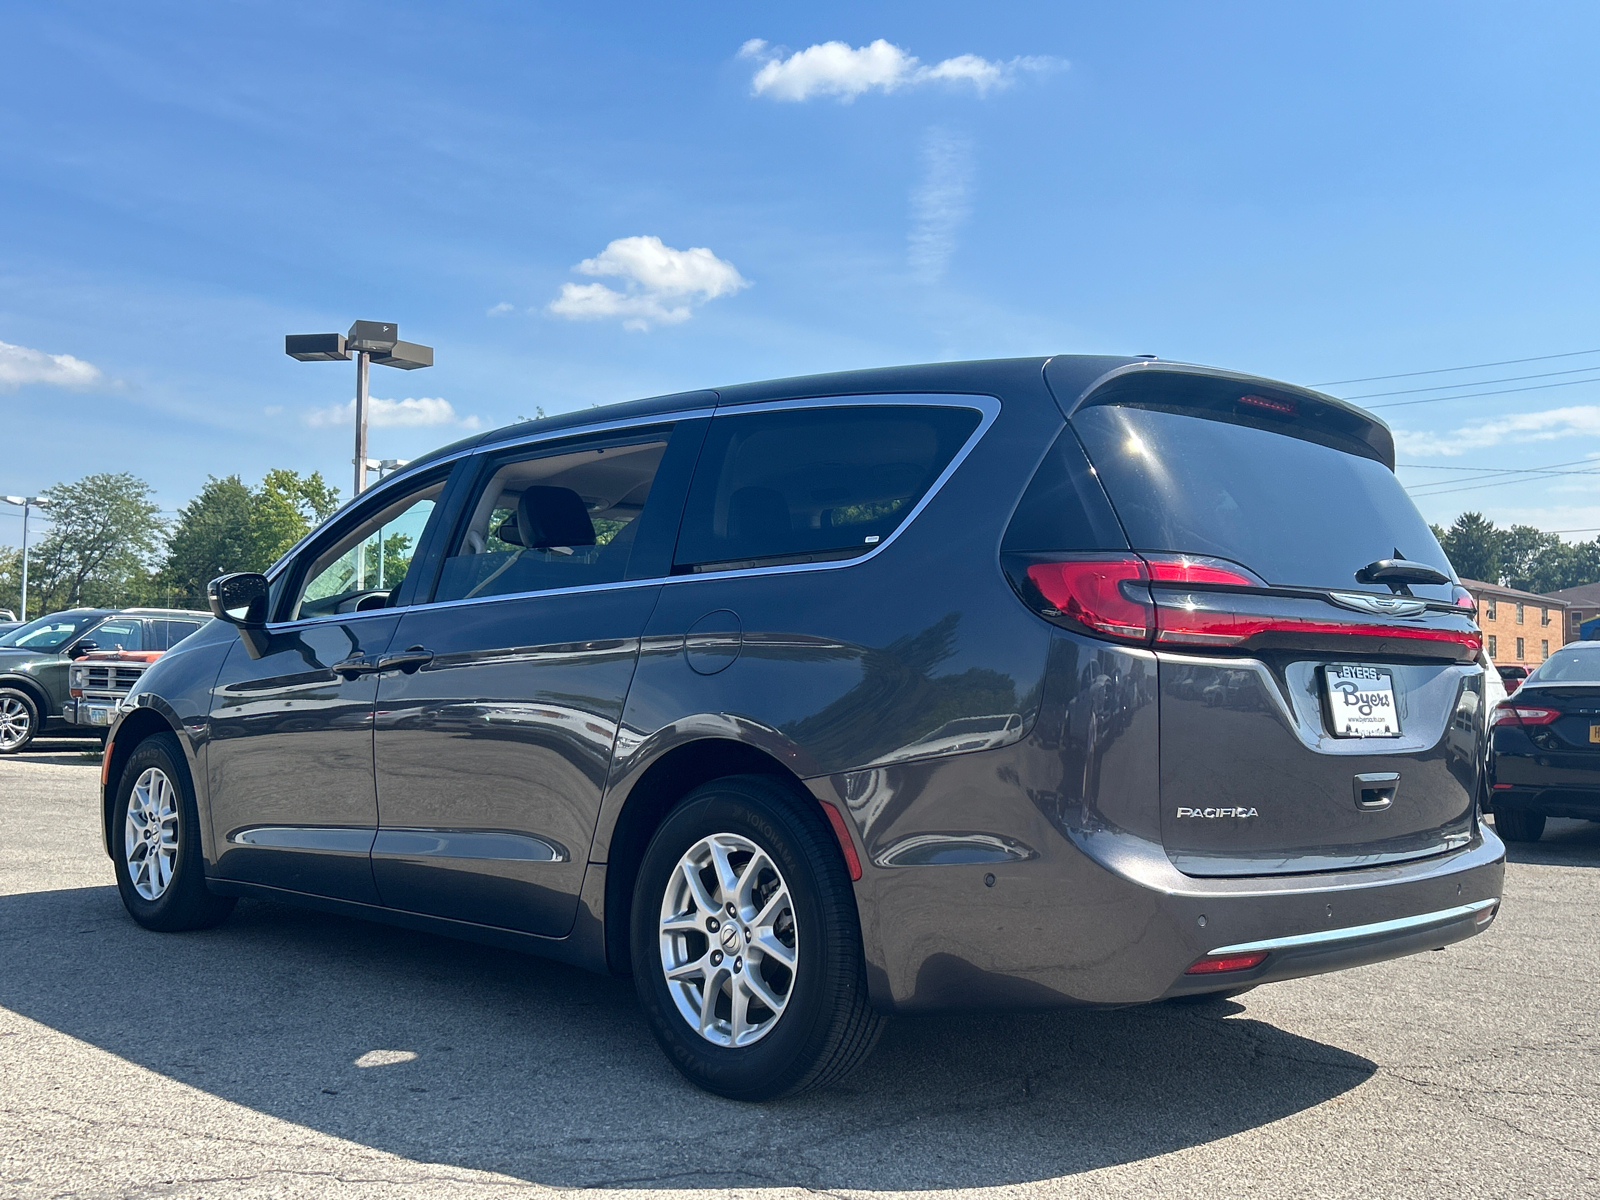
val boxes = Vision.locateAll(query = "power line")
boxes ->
[1407,469,1600,498]
[1341,363,1600,400]
[1313,347,1600,387]
[1368,375,1600,410]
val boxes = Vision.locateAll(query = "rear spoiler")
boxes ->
[1044,359,1395,470]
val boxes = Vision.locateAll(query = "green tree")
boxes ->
[1501,524,1562,592]
[26,473,163,611]
[1436,512,1503,584]
[160,475,257,608]
[160,469,341,606]
[252,469,340,567]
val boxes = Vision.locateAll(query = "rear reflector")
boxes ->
[1185,950,1269,975]
[1491,702,1560,726]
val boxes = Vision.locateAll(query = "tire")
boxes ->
[630,774,885,1100]
[0,687,39,754]
[1494,807,1546,843]
[112,732,236,931]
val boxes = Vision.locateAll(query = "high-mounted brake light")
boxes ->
[1024,558,1153,643]
[1238,393,1296,415]
[1491,702,1560,727]
[1185,950,1269,975]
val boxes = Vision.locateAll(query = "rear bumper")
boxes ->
[1490,784,1600,820]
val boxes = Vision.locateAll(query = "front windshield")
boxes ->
[0,612,101,651]
[1528,647,1600,683]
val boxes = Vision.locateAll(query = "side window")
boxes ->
[287,482,445,620]
[151,619,203,649]
[673,404,981,572]
[84,619,141,652]
[432,433,670,604]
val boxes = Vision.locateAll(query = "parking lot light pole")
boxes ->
[285,322,434,497]
[2,494,51,622]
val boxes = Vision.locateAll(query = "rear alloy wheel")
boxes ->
[1494,807,1546,843]
[0,688,39,754]
[631,775,884,1100]
[112,733,236,931]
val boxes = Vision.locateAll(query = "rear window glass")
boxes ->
[1071,404,1454,596]
[1529,648,1600,682]
[674,405,981,571]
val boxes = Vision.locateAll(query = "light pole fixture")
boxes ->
[1,494,51,622]
[286,320,434,497]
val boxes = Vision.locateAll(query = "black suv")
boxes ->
[102,356,1504,1099]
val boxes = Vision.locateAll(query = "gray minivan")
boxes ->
[100,356,1504,1099]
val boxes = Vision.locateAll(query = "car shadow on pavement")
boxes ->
[1499,816,1600,868]
[6,737,103,767]
[0,885,1376,1190]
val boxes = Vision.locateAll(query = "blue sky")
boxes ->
[4,2,1600,542]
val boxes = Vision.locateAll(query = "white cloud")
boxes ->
[740,38,1062,102]
[1395,406,1600,456]
[305,396,480,430]
[547,235,748,331]
[0,339,102,391]
[908,128,974,282]
[486,301,514,316]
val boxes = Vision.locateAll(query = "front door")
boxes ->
[206,477,447,903]
[371,423,697,936]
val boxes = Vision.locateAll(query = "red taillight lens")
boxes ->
[1185,950,1269,975]
[1491,702,1559,726]
[1024,558,1153,643]
[1453,586,1476,612]
[1152,598,1483,655]
[1143,554,1259,587]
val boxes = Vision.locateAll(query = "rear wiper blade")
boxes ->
[1355,558,1451,595]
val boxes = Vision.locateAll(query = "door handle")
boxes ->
[330,656,382,681]
[377,647,435,675]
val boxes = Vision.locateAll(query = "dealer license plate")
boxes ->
[1323,664,1402,738]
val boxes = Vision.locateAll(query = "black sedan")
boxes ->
[1491,642,1600,840]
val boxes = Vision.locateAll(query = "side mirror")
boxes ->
[208,572,272,659]
[71,641,99,659]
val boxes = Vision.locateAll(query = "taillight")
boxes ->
[1008,552,1481,657]
[1185,950,1269,975]
[1452,586,1476,612]
[1024,557,1153,643]
[1491,702,1560,726]
[1143,554,1260,587]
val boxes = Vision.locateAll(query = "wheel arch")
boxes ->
[599,736,854,976]
[101,704,191,862]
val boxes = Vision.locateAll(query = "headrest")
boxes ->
[496,486,596,550]
[727,486,790,543]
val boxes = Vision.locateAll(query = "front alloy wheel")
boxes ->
[124,766,180,900]
[659,832,799,1047]
[0,690,37,753]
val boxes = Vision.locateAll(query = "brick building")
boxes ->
[1540,580,1600,643]
[1458,579,1570,668]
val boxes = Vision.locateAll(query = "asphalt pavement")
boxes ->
[1,737,1595,1199]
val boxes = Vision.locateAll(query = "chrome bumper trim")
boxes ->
[1208,896,1499,956]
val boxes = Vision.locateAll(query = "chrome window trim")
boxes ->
[262,393,999,630]
[1206,897,1498,956]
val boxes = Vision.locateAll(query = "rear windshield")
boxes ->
[1528,647,1600,682]
[1071,404,1454,596]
